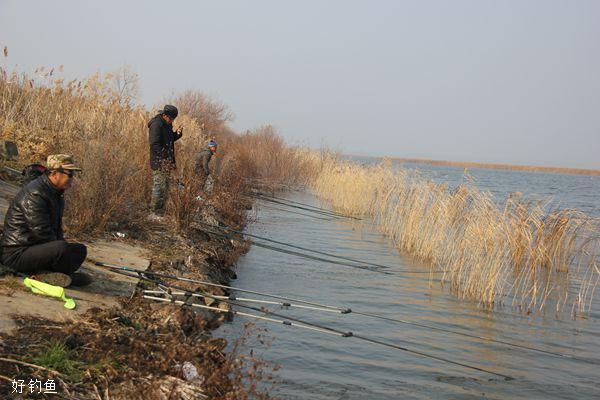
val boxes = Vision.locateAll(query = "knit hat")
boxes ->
[208,139,218,148]
[161,105,178,119]
[46,154,82,171]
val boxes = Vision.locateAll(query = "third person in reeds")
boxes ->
[195,138,217,198]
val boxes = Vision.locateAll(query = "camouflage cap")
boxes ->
[46,154,82,171]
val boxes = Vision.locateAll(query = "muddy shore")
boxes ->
[0,175,267,399]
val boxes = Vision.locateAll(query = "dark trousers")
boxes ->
[1,241,87,274]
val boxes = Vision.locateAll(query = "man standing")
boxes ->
[148,105,183,216]
[0,154,90,287]
[195,139,217,195]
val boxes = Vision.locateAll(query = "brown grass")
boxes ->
[0,62,310,235]
[311,156,600,316]
[216,125,319,191]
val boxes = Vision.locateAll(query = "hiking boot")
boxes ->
[30,272,72,288]
[69,272,93,287]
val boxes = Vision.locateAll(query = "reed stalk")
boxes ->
[309,155,599,316]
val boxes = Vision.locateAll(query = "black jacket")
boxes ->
[195,148,214,176]
[1,174,65,248]
[148,114,182,170]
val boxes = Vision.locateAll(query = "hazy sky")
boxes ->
[1,1,599,168]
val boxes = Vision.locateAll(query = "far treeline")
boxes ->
[389,157,600,176]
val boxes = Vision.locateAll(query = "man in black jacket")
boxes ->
[0,154,89,286]
[148,105,183,216]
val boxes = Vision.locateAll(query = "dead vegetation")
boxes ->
[0,305,277,399]
[311,156,600,316]
[0,218,276,399]
[0,55,314,398]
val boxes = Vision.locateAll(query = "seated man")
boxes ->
[0,154,90,287]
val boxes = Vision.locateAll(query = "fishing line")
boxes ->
[253,196,346,219]
[138,274,513,380]
[250,194,356,220]
[198,225,440,275]
[249,241,392,274]
[92,260,351,312]
[252,193,363,221]
[247,191,350,217]
[255,202,337,221]
[145,294,344,336]
[194,221,446,274]
[93,261,596,365]
[252,195,347,217]
[349,310,594,362]
[250,191,348,216]
[143,289,346,314]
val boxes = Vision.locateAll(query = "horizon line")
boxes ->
[345,155,600,176]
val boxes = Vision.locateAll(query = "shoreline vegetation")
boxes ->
[0,58,312,398]
[0,53,599,397]
[311,156,599,316]
[358,156,600,176]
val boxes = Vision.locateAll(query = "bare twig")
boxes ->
[0,356,63,376]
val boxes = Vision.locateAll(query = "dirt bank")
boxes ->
[0,176,272,399]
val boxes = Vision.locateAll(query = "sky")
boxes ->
[1,0,599,168]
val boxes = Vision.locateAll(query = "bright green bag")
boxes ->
[23,277,76,309]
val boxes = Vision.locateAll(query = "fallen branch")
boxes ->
[0,356,63,376]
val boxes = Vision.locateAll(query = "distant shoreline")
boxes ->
[378,157,600,176]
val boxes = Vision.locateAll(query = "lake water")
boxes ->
[217,165,600,399]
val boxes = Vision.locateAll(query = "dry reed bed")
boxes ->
[0,64,316,236]
[0,67,248,233]
[0,63,315,238]
[311,156,599,316]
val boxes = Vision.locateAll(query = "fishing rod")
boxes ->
[195,222,388,271]
[251,191,350,216]
[198,224,433,275]
[250,194,357,220]
[255,202,337,221]
[145,294,346,337]
[251,193,348,218]
[140,277,514,381]
[143,289,347,314]
[251,192,363,221]
[253,196,346,220]
[92,260,352,312]
[195,221,445,274]
[93,261,597,365]
[250,240,392,275]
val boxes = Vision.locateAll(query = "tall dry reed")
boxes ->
[0,66,156,232]
[0,62,316,235]
[311,156,599,316]
[217,125,319,191]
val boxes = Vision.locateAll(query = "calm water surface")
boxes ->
[217,167,600,399]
